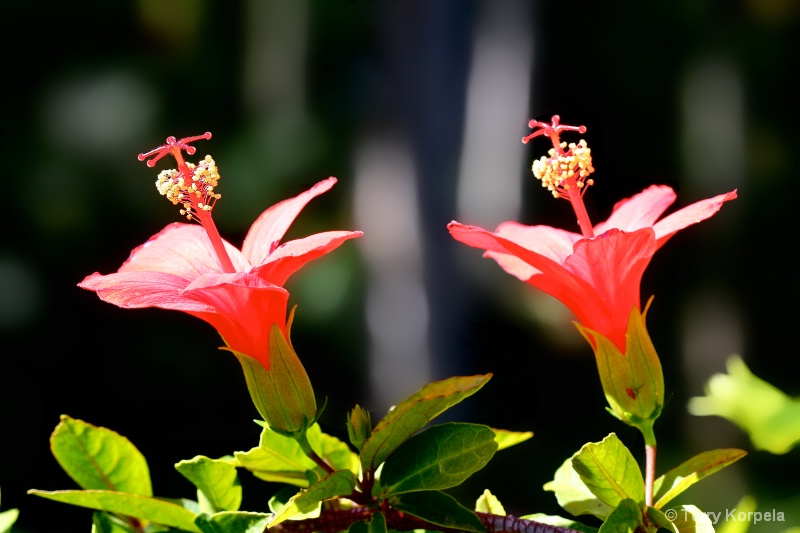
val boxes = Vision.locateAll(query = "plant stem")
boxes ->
[645,443,656,507]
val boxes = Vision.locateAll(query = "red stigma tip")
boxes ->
[522,115,586,151]
[137,132,213,167]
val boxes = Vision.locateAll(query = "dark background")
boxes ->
[1,1,798,532]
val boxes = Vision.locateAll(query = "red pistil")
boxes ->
[138,132,236,274]
[522,115,586,156]
[523,116,595,238]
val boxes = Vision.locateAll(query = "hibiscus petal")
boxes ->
[251,230,363,286]
[181,273,289,368]
[594,185,676,234]
[652,190,737,244]
[494,221,582,264]
[78,271,214,312]
[118,223,250,277]
[242,177,338,266]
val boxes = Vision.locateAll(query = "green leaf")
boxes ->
[234,423,357,487]
[544,457,613,520]
[475,488,505,514]
[50,415,152,495]
[360,374,491,472]
[392,491,485,533]
[28,490,200,532]
[669,505,714,533]
[572,433,645,509]
[91,512,139,533]
[688,355,800,454]
[175,456,241,513]
[647,507,678,533]
[268,470,356,527]
[0,508,19,533]
[378,422,497,496]
[368,511,387,533]
[194,511,271,533]
[521,514,599,533]
[597,498,642,533]
[492,428,534,450]
[653,448,747,509]
[716,496,756,533]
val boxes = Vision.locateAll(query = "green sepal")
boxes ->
[175,456,242,513]
[232,324,316,439]
[376,422,497,497]
[597,498,642,533]
[360,374,491,473]
[652,448,747,509]
[194,511,272,533]
[234,423,358,488]
[544,456,613,520]
[669,505,715,533]
[391,490,485,533]
[268,470,356,527]
[49,415,152,496]
[521,514,599,533]
[571,433,645,510]
[27,490,201,532]
[576,305,664,444]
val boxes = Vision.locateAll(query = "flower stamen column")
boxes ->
[138,132,237,274]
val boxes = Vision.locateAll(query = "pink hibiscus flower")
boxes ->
[448,116,736,352]
[79,133,362,370]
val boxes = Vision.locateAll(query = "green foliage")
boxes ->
[376,422,497,496]
[491,428,534,450]
[0,488,18,533]
[194,512,271,533]
[689,355,800,454]
[28,490,201,532]
[596,498,641,533]
[571,434,645,510]
[50,415,152,496]
[475,489,505,514]
[359,374,492,472]
[175,456,242,513]
[669,505,715,533]
[268,470,356,526]
[653,448,747,509]
[545,456,614,520]
[391,491,485,533]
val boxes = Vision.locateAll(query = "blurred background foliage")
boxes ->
[1,1,798,532]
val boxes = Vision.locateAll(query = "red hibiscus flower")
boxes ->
[448,116,736,352]
[79,134,362,370]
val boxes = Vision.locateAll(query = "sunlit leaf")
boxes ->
[544,456,613,520]
[28,490,200,532]
[653,448,747,509]
[91,511,138,533]
[268,470,356,527]
[175,456,241,513]
[392,491,484,533]
[360,374,491,472]
[572,434,644,509]
[715,495,755,533]
[492,428,533,450]
[670,505,714,533]
[50,415,152,495]
[597,498,641,533]
[0,508,19,533]
[646,507,678,533]
[378,423,497,496]
[475,489,505,514]
[521,513,599,533]
[688,356,800,454]
[194,511,271,533]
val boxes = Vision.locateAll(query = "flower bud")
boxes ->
[346,405,372,451]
